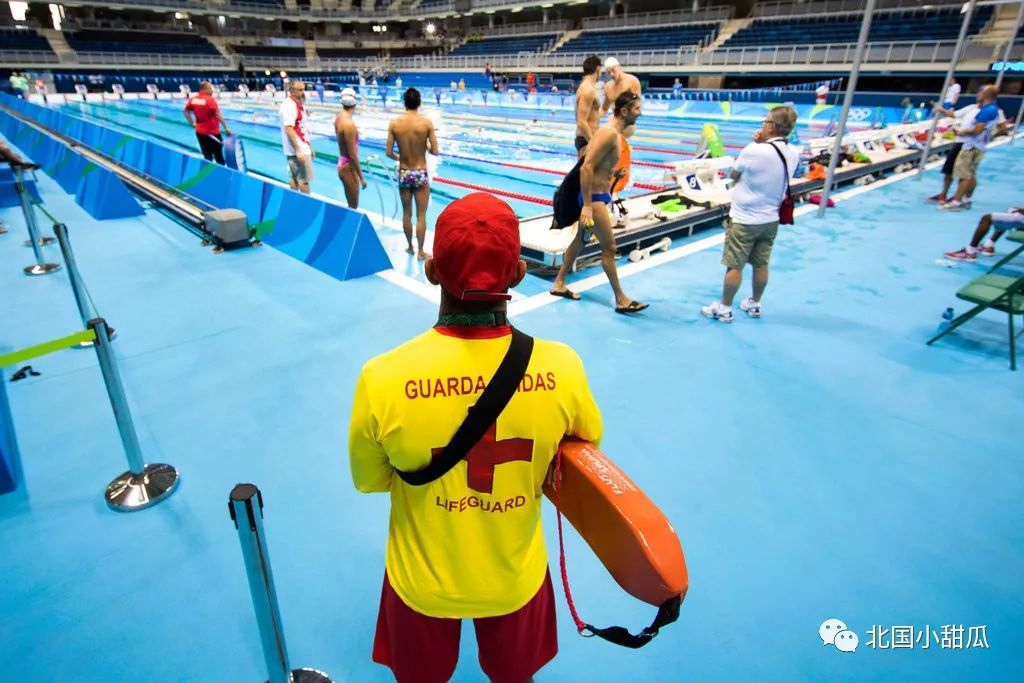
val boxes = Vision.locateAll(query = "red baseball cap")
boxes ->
[432,193,521,301]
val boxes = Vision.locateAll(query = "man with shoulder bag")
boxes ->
[703,106,799,323]
[349,192,603,683]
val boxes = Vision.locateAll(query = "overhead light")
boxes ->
[174,12,189,19]
[511,6,523,13]
[280,71,287,78]
[424,22,436,35]
[264,69,271,76]
[541,3,554,7]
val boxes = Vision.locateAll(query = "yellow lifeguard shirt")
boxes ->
[349,325,603,618]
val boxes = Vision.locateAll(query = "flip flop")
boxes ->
[615,301,649,315]
[549,288,581,301]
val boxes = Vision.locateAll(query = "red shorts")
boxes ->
[372,570,557,683]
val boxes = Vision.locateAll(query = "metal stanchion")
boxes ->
[88,317,179,511]
[994,1,1024,90]
[1012,103,1024,147]
[816,0,876,217]
[915,0,978,179]
[52,223,116,347]
[12,164,60,276]
[229,484,333,683]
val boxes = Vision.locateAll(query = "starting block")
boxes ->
[665,155,735,205]
[629,236,671,262]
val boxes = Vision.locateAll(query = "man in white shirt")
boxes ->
[937,85,1003,211]
[702,106,800,323]
[280,79,313,194]
[815,82,829,105]
[943,78,961,109]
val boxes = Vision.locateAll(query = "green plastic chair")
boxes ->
[928,269,1024,370]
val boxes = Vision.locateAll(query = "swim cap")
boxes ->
[604,57,620,71]
[341,87,357,106]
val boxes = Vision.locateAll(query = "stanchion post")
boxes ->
[915,0,978,179]
[994,1,1024,91]
[52,223,115,347]
[998,1,1024,145]
[87,318,179,511]
[816,0,877,218]
[229,484,333,683]
[12,164,60,276]
[1012,102,1024,147]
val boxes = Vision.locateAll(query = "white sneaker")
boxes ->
[701,301,733,323]
[740,297,761,318]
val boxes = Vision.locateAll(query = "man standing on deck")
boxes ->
[600,58,641,227]
[550,92,648,315]
[574,55,603,159]
[280,79,313,194]
[184,81,232,165]
[386,88,439,260]
[600,58,641,117]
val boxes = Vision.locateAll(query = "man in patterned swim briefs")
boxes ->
[387,88,439,260]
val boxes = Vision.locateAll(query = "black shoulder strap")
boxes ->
[768,142,793,200]
[396,328,534,486]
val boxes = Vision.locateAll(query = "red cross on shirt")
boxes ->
[432,423,533,494]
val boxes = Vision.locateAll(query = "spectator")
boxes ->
[349,191,602,683]
[702,106,800,323]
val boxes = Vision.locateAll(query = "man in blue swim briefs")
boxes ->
[386,88,439,259]
[550,91,648,314]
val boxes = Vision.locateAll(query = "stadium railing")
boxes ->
[580,6,734,31]
[39,0,584,21]
[753,0,965,18]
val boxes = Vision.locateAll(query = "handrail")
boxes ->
[467,20,571,38]
[16,0,584,22]
[581,6,733,31]
[753,0,964,18]
[0,37,1002,71]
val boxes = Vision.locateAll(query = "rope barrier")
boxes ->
[0,329,97,368]
[433,177,553,206]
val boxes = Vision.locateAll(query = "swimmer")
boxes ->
[551,92,647,314]
[600,57,642,118]
[574,55,602,158]
[335,88,367,209]
[386,87,439,259]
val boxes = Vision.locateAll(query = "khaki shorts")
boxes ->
[287,155,313,185]
[952,148,984,180]
[722,218,779,270]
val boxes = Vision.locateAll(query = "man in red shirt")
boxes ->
[183,81,232,165]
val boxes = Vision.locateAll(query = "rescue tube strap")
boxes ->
[552,447,682,649]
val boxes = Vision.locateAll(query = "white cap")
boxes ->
[341,87,357,106]
[604,57,620,71]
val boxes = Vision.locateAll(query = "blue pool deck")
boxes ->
[1,132,1022,682]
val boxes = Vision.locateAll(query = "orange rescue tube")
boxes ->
[543,437,688,607]
[610,138,632,194]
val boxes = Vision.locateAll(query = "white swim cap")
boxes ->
[604,57,620,71]
[341,87,357,106]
